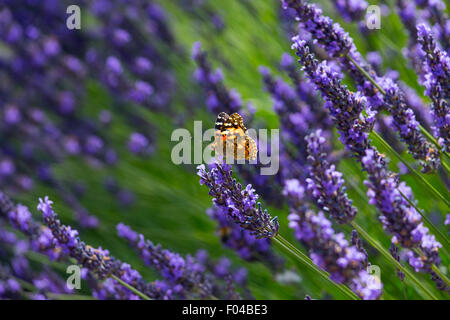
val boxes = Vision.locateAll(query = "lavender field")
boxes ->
[0,0,449,301]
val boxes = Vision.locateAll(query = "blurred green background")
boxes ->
[12,0,449,300]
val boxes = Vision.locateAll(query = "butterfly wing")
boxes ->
[215,112,230,130]
[229,113,246,131]
[213,112,257,161]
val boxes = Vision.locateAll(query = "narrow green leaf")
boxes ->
[110,274,152,300]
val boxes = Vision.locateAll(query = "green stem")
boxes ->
[273,234,360,300]
[431,264,450,288]
[13,277,38,292]
[401,281,408,300]
[345,54,386,95]
[110,274,151,300]
[351,221,439,300]
[371,131,450,208]
[442,159,450,174]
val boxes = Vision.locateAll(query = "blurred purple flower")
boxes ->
[127,132,150,155]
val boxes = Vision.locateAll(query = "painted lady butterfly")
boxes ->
[211,112,257,161]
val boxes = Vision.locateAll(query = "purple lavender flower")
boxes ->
[259,66,312,180]
[332,0,368,23]
[379,77,440,173]
[191,42,245,115]
[259,65,326,157]
[417,23,450,151]
[37,196,170,299]
[284,0,441,172]
[291,38,373,159]
[0,191,62,260]
[127,132,150,155]
[284,180,382,299]
[206,206,283,270]
[0,266,21,299]
[292,38,444,288]
[191,249,251,299]
[361,150,442,270]
[91,263,173,300]
[38,197,113,276]
[31,267,74,297]
[0,158,15,177]
[127,80,154,104]
[366,52,383,74]
[396,0,425,76]
[99,110,113,127]
[278,53,332,133]
[3,104,21,125]
[281,0,387,110]
[1,191,173,299]
[117,223,214,298]
[197,162,279,239]
[399,83,433,131]
[281,0,354,57]
[430,270,450,293]
[414,0,449,50]
[305,129,357,224]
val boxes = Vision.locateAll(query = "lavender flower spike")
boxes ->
[37,196,171,299]
[361,150,442,270]
[281,0,354,57]
[379,77,440,173]
[305,129,357,224]
[197,162,279,239]
[292,38,373,159]
[284,181,382,300]
[417,23,450,152]
[117,223,213,298]
[38,197,115,277]
[292,39,444,289]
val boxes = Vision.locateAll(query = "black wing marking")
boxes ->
[215,112,230,130]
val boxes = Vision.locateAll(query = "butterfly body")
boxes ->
[212,112,257,161]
